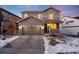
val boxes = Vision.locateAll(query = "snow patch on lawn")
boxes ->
[0,36,19,48]
[43,36,79,54]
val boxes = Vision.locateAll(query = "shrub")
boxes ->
[50,38,60,46]
[3,43,12,48]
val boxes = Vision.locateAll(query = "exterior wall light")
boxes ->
[19,26,22,29]
[19,25,26,29]
[47,24,50,26]
[41,26,44,29]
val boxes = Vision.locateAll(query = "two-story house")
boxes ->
[18,7,62,35]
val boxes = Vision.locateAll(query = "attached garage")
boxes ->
[18,17,44,35]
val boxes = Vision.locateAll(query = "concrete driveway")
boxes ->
[0,35,45,54]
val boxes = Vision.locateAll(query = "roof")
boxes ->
[45,20,63,23]
[22,7,60,14]
[22,11,42,13]
[18,17,45,23]
[62,16,79,20]
[0,8,21,19]
[42,7,61,13]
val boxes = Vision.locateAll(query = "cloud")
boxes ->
[0,5,79,18]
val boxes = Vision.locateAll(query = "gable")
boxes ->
[42,7,60,14]
[19,17,44,26]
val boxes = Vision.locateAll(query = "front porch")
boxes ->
[44,20,63,36]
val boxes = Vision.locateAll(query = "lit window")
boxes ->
[24,14,28,18]
[50,23,57,29]
[49,14,53,19]
[38,14,41,19]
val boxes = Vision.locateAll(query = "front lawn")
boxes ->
[43,36,79,54]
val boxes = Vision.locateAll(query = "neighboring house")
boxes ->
[62,16,79,36]
[0,8,21,36]
[19,7,62,35]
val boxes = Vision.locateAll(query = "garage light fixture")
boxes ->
[19,25,26,29]
[19,26,22,29]
[41,26,44,29]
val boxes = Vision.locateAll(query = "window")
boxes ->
[66,20,74,24]
[38,14,41,19]
[49,14,53,20]
[54,16,59,20]
[24,14,28,18]
[50,23,57,29]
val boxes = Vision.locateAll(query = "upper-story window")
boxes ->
[38,14,41,19]
[49,14,53,20]
[24,14,28,18]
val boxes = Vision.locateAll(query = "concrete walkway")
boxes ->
[0,35,45,54]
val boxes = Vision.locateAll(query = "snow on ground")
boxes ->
[43,36,79,54]
[0,36,19,48]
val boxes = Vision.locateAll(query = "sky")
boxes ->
[0,5,79,18]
